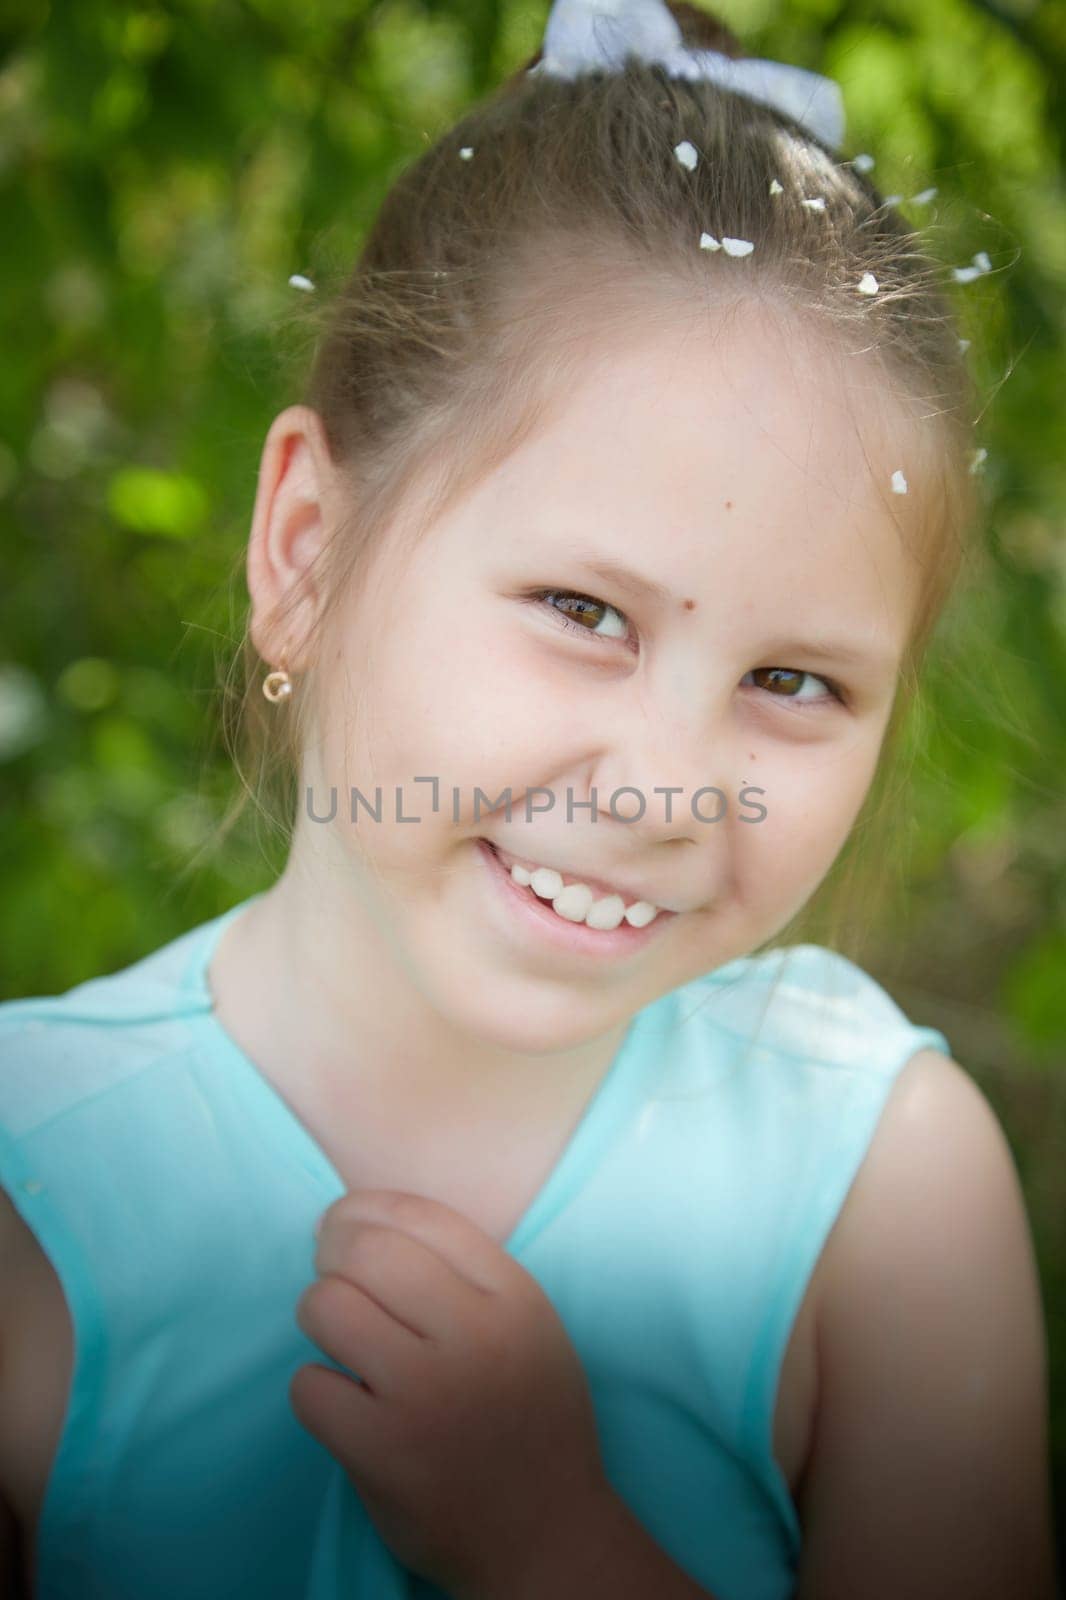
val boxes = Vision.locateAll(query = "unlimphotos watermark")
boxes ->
[303,779,768,825]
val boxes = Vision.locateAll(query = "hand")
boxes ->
[289,1188,613,1599]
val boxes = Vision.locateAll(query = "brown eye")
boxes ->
[537,589,628,641]
[743,666,839,705]
[530,592,846,708]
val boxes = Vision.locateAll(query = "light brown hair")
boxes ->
[201,2,986,972]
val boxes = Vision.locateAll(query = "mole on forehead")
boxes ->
[550,544,896,668]
[563,510,732,612]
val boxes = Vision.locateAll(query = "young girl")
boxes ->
[0,2,1058,1597]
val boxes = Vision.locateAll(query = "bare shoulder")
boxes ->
[0,1178,46,1440]
[0,1183,35,1597]
[798,1047,1059,1599]
[0,1177,74,1585]
[0,1179,47,1324]
[1,1177,39,1268]
[0,1179,32,1336]
[816,1046,1035,1293]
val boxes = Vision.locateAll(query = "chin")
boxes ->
[436,979,626,1055]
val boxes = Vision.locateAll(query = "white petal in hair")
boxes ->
[952,265,982,283]
[699,231,722,250]
[459,146,475,159]
[890,470,908,495]
[769,177,783,194]
[973,251,992,273]
[852,153,875,172]
[800,196,827,211]
[958,338,971,352]
[721,236,755,256]
[857,272,879,295]
[969,448,988,475]
[674,139,698,169]
[288,274,315,292]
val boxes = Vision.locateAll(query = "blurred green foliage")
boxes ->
[1,0,1064,1566]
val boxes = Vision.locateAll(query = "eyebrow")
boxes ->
[563,550,899,671]
[570,553,676,606]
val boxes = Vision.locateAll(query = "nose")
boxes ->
[586,693,737,846]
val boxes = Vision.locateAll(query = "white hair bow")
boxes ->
[528,0,846,152]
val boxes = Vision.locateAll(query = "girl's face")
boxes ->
[269,303,923,1055]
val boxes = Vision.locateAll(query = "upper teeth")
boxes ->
[506,857,662,930]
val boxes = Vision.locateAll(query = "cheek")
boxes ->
[740,737,882,881]
[330,602,543,800]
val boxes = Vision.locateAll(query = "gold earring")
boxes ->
[262,650,294,704]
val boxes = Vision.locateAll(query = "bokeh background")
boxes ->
[2,0,1064,1577]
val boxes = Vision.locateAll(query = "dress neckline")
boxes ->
[183,894,676,1259]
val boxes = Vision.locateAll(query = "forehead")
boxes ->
[468,298,924,607]
[516,300,907,496]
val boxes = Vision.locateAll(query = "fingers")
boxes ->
[315,1213,485,1344]
[288,1359,380,1470]
[319,1188,526,1298]
[296,1269,423,1396]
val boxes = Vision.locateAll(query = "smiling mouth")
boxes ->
[477,838,681,956]
[483,840,671,915]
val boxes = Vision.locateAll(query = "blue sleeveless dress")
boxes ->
[0,895,951,1599]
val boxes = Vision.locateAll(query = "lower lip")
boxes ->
[476,838,677,960]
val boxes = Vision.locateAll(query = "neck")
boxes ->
[213,852,633,1142]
